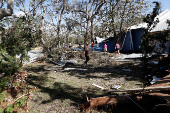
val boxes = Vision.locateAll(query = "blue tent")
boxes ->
[121,28,145,52]
[98,37,115,52]
[121,31,133,52]
[94,28,145,53]
[131,28,145,51]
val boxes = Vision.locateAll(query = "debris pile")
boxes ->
[0,71,37,113]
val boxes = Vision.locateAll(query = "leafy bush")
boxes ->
[14,97,26,108]
[0,91,7,101]
[0,78,8,92]
[5,105,13,113]
[0,108,3,113]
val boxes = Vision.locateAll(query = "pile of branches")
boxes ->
[0,71,37,113]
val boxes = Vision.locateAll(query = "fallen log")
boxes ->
[79,95,147,113]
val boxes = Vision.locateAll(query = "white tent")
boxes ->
[128,23,148,30]
[94,37,105,44]
[150,9,170,32]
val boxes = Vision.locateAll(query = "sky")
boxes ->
[13,0,170,17]
[1,0,170,21]
[161,0,170,11]
[148,0,170,11]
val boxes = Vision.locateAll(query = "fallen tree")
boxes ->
[79,94,170,113]
[79,95,146,113]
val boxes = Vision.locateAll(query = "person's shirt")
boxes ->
[91,42,94,47]
[115,44,120,49]
[104,44,107,48]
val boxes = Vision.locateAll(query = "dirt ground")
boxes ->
[24,51,169,113]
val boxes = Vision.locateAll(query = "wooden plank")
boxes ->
[108,86,170,93]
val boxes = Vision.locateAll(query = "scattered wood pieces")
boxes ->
[63,68,87,71]
[92,84,105,90]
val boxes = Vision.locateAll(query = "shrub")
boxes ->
[5,105,13,113]
[0,107,3,113]
[14,97,26,108]
[0,91,7,101]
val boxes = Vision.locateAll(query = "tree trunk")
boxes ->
[39,3,51,56]
[57,0,66,49]
[85,19,90,46]
[0,0,14,20]
[67,32,70,46]
[118,0,128,42]
[91,19,94,42]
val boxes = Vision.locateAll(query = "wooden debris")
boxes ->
[79,95,137,113]
[92,84,104,90]
[108,86,170,93]
[7,87,38,106]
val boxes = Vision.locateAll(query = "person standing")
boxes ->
[84,42,90,66]
[104,43,107,52]
[115,42,120,54]
[91,41,94,51]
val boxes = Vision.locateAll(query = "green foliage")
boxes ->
[140,2,160,67]
[0,78,9,92]
[5,105,13,113]
[0,48,22,75]
[0,108,3,113]
[14,97,26,108]
[141,2,170,70]
[13,82,20,88]
[1,16,40,61]
[0,91,7,101]
[0,16,40,76]
[141,2,169,54]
